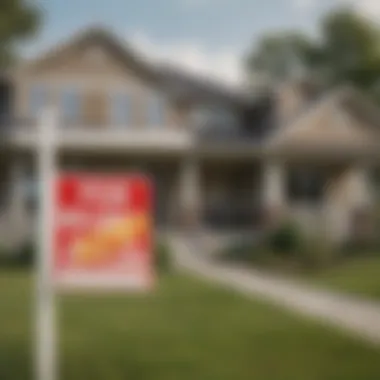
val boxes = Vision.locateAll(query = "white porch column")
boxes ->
[262,161,286,225]
[178,157,201,228]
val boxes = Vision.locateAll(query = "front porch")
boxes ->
[0,151,264,244]
[0,149,376,247]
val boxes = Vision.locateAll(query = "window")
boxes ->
[287,167,325,204]
[190,104,238,137]
[109,92,131,126]
[190,106,210,130]
[61,87,81,124]
[29,84,47,118]
[147,94,165,126]
[215,106,239,127]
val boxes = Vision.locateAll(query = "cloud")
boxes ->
[293,0,380,21]
[129,31,244,87]
[341,0,380,21]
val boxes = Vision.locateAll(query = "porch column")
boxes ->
[262,161,286,226]
[178,157,201,228]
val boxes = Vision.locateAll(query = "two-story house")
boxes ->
[0,26,379,247]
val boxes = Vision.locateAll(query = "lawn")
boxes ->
[1,270,380,380]
[305,256,380,300]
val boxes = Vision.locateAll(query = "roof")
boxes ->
[14,25,255,107]
[154,64,252,106]
[266,84,380,152]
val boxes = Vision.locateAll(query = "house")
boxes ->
[0,26,379,247]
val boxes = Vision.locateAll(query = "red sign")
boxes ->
[54,174,154,291]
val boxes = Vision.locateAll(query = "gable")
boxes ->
[14,28,156,88]
[268,88,375,150]
[29,42,129,77]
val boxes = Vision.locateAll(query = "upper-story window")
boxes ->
[109,92,131,126]
[29,84,48,119]
[190,104,238,135]
[147,94,165,126]
[61,87,81,124]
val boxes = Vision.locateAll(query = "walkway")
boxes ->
[171,236,380,346]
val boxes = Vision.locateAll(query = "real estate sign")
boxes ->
[54,174,154,291]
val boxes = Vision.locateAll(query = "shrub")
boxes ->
[155,240,172,274]
[266,221,303,256]
[0,245,11,267]
[14,241,36,267]
[0,241,35,269]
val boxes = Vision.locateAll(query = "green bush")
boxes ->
[0,241,35,268]
[155,240,172,274]
[266,221,303,256]
[0,245,11,267]
[15,241,36,267]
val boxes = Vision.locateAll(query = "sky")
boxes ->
[23,0,380,86]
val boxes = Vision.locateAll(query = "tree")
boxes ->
[245,8,380,100]
[319,9,380,92]
[0,0,41,68]
[245,32,320,84]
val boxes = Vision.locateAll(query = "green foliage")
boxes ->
[0,245,11,267]
[245,32,319,82]
[246,7,380,101]
[155,240,172,274]
[320,9,380,89]
[266,221,303,256]
[0,241,35,268]
[15,240,35,267]
[0,0,41,68]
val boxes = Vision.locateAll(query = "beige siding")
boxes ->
[12,41,190,128]
[270,99,374,151]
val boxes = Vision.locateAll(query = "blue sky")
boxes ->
[23,0,378,85]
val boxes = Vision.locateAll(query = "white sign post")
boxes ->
[36,108,58,380]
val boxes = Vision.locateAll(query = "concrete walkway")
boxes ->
[171,236,380,346]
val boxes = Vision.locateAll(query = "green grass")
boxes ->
[305,256,380,300]
[1,270,380,380]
